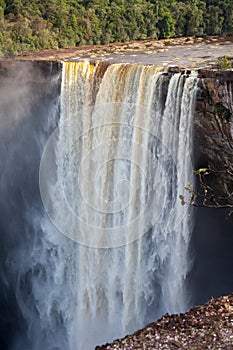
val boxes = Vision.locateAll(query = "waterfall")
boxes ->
[39,61,198,349]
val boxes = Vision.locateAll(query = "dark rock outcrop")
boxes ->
[194,69,233,201]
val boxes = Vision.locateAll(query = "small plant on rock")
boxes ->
[217,55,232,70]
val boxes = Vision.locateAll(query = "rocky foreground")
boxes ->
[96,294,233,349]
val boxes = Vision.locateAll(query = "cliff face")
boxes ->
[194,70,233,201]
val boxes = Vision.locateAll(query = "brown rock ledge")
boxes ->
[96,293,233,349]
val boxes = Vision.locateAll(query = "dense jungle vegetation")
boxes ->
[0,0,232,55]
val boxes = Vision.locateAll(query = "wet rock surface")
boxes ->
[96,294,233,349]
[2,36,233,68]
[195,69,233,201]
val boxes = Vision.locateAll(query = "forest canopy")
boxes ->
[0,0,232,55]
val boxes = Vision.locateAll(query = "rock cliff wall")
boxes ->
[194,70,233,201]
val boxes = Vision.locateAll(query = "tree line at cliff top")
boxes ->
[0,0,232,56]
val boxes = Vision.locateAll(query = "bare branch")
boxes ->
[181,166,233,217]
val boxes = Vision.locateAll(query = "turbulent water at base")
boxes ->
[6,61,198,350]
[39,61,197,350]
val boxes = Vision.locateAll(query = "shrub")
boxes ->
[217,56,232,70]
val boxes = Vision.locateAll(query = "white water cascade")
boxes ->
[38,61,198,350]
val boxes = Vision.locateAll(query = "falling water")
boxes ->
[38,61,198,349]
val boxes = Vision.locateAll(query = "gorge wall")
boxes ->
[0,60,232,350]
[189,68,233,306]
[195,69,233,199]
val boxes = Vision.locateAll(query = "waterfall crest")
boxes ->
[39,61,198,349]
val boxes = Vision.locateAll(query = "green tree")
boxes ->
[219,0,233,35]
[0,0,233,56]
[206,5,224,35]
[158,8,175,39]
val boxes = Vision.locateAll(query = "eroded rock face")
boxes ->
[194,70,233,201]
